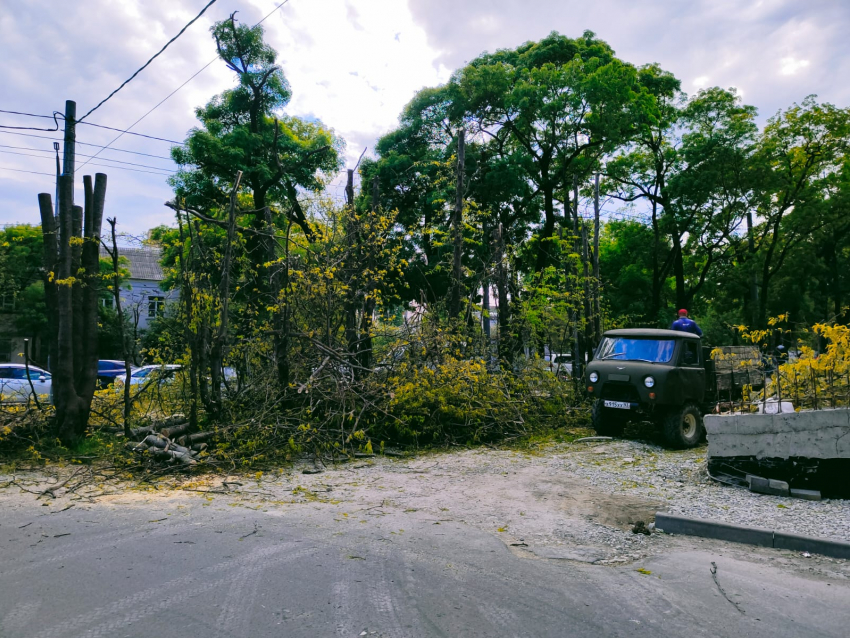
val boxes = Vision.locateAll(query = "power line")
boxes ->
[78,0,220,123]
[76,121,185,145]
[0,138,174,163]
[0,133,174,161]
[0,166,54,177]
[0,150,174,176]
[0,146,175,173]
[0,108,62,132]
[77,0,293,171]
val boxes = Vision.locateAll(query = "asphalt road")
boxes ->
[1,497,848,638]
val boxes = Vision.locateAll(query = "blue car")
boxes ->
[97,360,135,387]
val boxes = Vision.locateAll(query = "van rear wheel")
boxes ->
[662,403,704,448]
[591,400,625,437]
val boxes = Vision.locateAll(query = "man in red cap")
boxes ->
[671,309,703,336]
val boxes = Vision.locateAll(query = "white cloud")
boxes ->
[780,56,810,76]
[0,0,848,235]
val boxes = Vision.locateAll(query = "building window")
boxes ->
[0,293,14,311]
[0,339,11,363]
[148,295,165,318]
[101,296,114,310]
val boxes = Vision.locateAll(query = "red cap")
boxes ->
[678,309,688,316]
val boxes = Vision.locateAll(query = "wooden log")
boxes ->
[152,414,187,432]
[191,443,208,452]
[125,440,149,452]
[150,448,197,466]
[160,423,190,439]
[130,425,154,440]
[177,431,213,446]
[141,435,192,456]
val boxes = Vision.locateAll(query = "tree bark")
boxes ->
[449,129,465,319]
[42,173,106,444]
[106,218,134,438]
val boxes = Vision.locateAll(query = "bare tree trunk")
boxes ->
[593,174,601,344]
[494,223,512,368]
[37,194,58,373]
[40,173,107,444]
[106,217,133,438]
[209,171,242,417]
[176,212,199,432]
[449,129,465,319]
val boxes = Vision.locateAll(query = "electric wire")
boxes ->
[0,144,174,171]
[0,109,62,132]
[0,130,173,160]
[0,166,54,177]
[0,150,174,176]
[77,0,292,171]
[78,0,220,123]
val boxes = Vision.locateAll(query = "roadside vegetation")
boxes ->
[1,17,848,474]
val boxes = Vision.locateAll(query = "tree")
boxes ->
[457,31,652,274]
[606,84,758,320]
[37,174,107,444]
[748,97,850,326]
[170,14,344,392]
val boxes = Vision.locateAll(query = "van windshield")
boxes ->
[596,337,675,363]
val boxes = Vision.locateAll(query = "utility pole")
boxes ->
[345,168,355,207]
[61,100,76,181]
[571,174,581,380]
[481,222,492,367]
[449,128,465,319]
[593,173,601,343]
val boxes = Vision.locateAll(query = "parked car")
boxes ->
[114,364,237,393]
[0,363,52,403]
[97,360,135,388]
[114,364,182,392]
[544,352,573,378]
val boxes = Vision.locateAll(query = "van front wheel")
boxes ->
[591,400,625,437]
[663,403,704,448]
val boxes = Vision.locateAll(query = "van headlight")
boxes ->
[589,372,599,383]
[644,376,655,388]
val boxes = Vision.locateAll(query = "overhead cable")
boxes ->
[78,0,220,123]
[0,109,62,132]
[77,0,293,170]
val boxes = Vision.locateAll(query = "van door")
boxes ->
[679,340,705,402]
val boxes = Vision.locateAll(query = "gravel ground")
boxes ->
[561,438,850,543]
[2,435,848,563]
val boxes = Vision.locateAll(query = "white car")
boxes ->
[114,365,236,391]
[114,364,182,390]
[0,363,52,403]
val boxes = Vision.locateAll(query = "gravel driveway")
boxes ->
[562,438,850,543]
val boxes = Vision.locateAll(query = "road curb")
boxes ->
[654,512,850,559]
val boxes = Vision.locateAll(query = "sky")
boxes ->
[0,0,847,237]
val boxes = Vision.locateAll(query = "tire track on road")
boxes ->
[30,544,294,638]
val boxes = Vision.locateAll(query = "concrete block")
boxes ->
[790,488,822,501]
[654,512,773,547]
[768,479,790,496]
[707,409,850,460]
[746,475,790,496]
[773,532,850,559]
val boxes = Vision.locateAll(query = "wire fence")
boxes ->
[713,349,850,414]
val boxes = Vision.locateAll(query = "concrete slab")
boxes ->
[706,409,850,459]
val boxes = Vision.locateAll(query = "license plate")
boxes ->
[604,400,631,410]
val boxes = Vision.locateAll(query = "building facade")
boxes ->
[100,246,176,333]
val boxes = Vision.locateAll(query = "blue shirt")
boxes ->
[671,317,703,336]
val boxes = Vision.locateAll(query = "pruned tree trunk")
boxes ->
[209,171,242,417]
[105,217,134,438]
[449,129,465,319]
[38,173,107,444]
